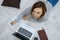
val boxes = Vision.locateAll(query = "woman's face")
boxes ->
[32,8,43,19]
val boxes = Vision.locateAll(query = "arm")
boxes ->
[15,7,31,22]
[15,10,26,22]
[10,7,31,25]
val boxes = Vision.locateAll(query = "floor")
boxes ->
[0,0,60,40]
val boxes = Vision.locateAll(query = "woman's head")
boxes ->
[31,1,47,19]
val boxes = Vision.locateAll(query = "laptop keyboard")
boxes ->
[18,27,32,38]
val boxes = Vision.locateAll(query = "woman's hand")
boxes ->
[10,21,16,25]
[23,16,29,20]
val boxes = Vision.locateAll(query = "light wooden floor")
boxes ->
[0,0,60,40]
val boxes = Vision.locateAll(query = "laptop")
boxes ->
[13,22,35,40]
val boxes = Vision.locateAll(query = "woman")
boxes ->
[10,1,47,25]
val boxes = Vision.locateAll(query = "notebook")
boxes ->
[38,29,48,40]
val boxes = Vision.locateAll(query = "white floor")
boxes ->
[0,0,60,40]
